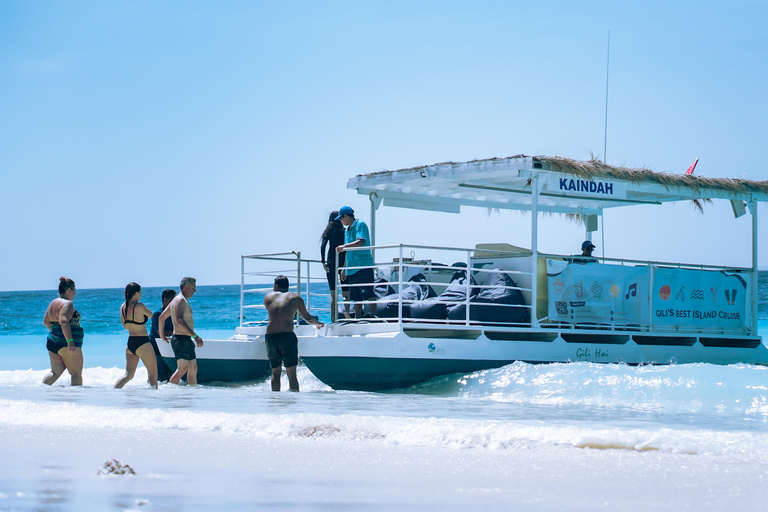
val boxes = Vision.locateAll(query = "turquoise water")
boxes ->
[1,276,767,510]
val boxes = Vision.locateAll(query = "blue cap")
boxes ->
[582,240,596,249]
[335,206,354,220]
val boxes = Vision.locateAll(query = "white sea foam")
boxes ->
[1,395,766,462]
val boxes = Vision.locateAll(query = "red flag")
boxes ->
[685,158,698,175]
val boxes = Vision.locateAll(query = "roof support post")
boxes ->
[531,175,540,328]
[749,199,758,335]
[369,192,381,262]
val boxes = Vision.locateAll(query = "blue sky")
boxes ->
[1,1,767,291]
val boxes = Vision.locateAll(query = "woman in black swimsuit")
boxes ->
[321,210,350,321]
[114,282,159,389]
[42,277,84,386]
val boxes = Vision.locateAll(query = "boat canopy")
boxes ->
[348,155,768,216]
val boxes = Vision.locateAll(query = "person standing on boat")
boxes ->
[321,210,350,321]
[114,282,159,389]
[335,206,377,318]
[264,275,324,392]
[148,288,176,382]
[572,240,597,264]
[159,277,204,385]
[42,277,84,386]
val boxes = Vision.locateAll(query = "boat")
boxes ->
[156,332,272,383]
[154,253,327,384]
[298,155,768,390]
[164,155,768,389]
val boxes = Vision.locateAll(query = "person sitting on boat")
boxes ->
[335,206,378,318]
[264,275,324,392]
[321,210,351,321]
[571,240,598,264]
[148,288,176,382]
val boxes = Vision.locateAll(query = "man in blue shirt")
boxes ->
[335,206,377,318]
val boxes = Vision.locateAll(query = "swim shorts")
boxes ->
[46,325,84,354]
[347,267,375,302]
[265,332,299,369]
[171,335,196,361]
[127,336,151,355]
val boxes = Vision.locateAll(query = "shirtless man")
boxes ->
[264,275,323,392]
[159,277,204,385]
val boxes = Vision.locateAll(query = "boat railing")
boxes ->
[337,244,534,327]
[337,243,755,335]
[240,251,332,326]
[241,245,755,335]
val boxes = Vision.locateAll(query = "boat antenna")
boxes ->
[603,30,610,163]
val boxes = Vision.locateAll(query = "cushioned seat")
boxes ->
[410,270,477,320]
[447,269,529,324]
[376,274,436,319]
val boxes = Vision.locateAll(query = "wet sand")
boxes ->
[2,423,767,511]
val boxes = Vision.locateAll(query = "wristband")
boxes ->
[66,339,74,343]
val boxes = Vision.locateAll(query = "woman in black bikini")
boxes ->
[114,282,159,389]
[321,210,350,321]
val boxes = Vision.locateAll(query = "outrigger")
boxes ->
[161,155,768,389]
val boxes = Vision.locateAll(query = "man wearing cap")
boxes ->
[572,240,597,264]
[335,206,377,318]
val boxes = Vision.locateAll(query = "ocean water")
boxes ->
[1,277,767,511]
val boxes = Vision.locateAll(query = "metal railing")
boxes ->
[240,245,756,335]
[239,252,330,326]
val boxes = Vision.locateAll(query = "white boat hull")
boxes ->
[156,330,271,383]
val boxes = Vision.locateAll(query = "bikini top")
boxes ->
[57,310,81,324]
[122,304,149,325]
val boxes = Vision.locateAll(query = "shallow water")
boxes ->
[1,281,767,510]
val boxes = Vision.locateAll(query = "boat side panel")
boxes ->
[301,356,514,391]
[162,357,272,384]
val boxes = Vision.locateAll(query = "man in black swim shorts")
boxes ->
[264,275,324,391]
[159,277,204,385]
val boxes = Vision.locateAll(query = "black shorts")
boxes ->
[347,268,375,301]
[171,335,196,361]
[46,339,83,354]
[127,336,151,355]
[265,332,299,369]
[326,264,350,292]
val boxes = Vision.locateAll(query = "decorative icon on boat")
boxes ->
[658,284,671,300]
[553,278,564,298]
[725,288,737,306]
[690,289,704,300]
[590,281,603,298]
[676,286,686,302]
[625,283,638,299]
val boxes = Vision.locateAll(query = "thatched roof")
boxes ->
[360,155,768,196]
[538,155,768,195]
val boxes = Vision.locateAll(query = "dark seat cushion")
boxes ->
[447,269,529,324]
[410,270,477,320]
[376,273,436,318]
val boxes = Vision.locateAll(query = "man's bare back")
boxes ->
[264,291,321,333]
